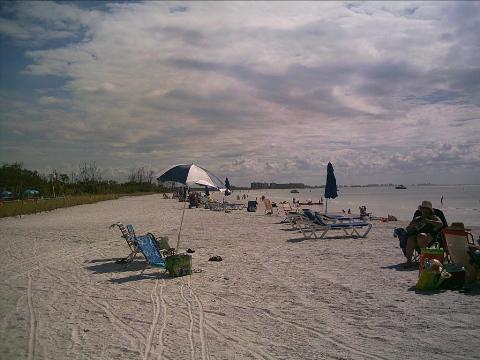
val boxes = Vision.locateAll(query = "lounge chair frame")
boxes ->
[295,214,372,239]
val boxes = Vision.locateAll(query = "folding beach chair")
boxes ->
[295,214,372,239]
[442,224,477,281]
[110,222,140,262]
[135,234,166,275]
[110,223,170,263]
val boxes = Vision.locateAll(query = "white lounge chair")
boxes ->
[295,214,372,239]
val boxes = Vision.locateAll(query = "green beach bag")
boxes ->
[416,270,444,290]
[165,254,192,277]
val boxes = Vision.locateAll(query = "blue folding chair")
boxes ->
[135,234,166,274]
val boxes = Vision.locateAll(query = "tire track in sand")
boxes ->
[180,280,195,360]
[166,295,275,360]
[257,258,388,360]
[186,277,209,360]
[197,287,386,360]
[26,273,37,360]
[5,246,95,284]
[144,280,160,360]
[43,267,145,354]
[26,236,39,360]
[156,280,167,360]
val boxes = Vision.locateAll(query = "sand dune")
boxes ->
[1,194,479,359]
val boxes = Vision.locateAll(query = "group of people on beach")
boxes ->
[399,200,479,282]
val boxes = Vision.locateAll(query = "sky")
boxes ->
[1,1,479,186]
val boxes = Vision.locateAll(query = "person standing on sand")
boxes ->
[441,195,443,205]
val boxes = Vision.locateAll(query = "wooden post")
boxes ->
[176,186,189,252]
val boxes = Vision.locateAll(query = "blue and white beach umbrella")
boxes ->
[156,163,225,251]
[156,163,224,190]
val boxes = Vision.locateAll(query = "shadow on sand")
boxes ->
[287,235,362,243]
[85,259,147,274]
[109,271,170,284]
[85,257,173,284]
[407,283,480,296]
[382,263,419,272]
[280,227,299,232]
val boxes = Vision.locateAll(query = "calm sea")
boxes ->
[221,185,480,226]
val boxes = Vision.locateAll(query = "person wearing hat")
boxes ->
[404,200,444,265]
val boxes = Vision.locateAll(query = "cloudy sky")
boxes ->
[1,1,479,186]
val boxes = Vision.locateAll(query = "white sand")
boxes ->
[1,194,479,360]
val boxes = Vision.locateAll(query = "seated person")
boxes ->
[188,191,200,208]
[359,206,370,218]
[412,206,448,229]
[404,200,443,265]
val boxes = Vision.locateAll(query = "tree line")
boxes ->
[0,162,167,198]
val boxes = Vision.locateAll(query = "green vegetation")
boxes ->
[0,194,122,218]
[0,162,169,217]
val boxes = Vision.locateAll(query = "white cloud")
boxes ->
[37,96,67,105]
[1,1,479,184]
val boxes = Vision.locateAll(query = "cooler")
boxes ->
[247,201,257,212]
[441,264,466,289]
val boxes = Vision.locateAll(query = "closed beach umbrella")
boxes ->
[324,162,338,213]
[225,177,232,196]
[156,164,224,251]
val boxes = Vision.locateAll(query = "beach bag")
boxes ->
[419,245,444,274]
[416,259,451,290]
[165,254,192,277]
[416,270,445,290]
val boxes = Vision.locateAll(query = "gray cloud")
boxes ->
[1,1,480,185]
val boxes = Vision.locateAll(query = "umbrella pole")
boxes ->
[176,187,188,252]
[325,199,328,214]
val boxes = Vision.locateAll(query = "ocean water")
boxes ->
[224,185,480,226]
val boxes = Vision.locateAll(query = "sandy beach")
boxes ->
[1,194,479,360]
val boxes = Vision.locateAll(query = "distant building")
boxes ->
[250,182,305,189]
[251,182,269,189]
[269,182,305,189]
